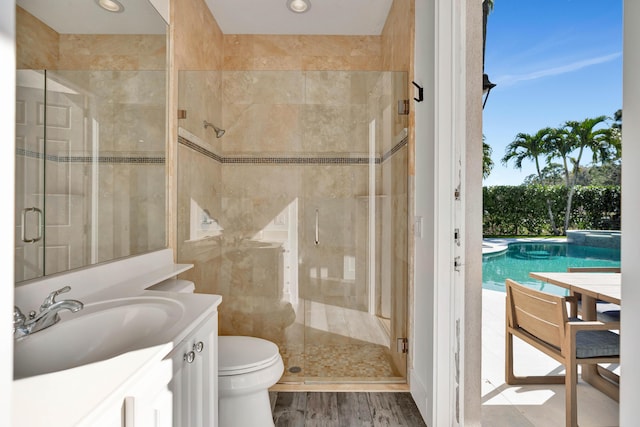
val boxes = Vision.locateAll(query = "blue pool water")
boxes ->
[482,242,620,295]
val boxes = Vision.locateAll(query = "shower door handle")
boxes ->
[315,209,319,245]
[21,207,43,243]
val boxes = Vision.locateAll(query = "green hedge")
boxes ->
[483,185,620,236]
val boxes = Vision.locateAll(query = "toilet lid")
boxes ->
[218,336,281,375]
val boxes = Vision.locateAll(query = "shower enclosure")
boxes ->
[15,69,166,283]
[177,70,408,383]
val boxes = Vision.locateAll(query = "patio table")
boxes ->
[528,271,621,402]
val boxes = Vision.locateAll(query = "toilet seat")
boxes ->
[219,336,281,376]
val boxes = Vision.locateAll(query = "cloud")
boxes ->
[496,52,622,86]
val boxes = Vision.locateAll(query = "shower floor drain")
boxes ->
[288,366,302,373]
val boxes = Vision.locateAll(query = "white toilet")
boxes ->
[148,279,284,427]
[218,335,284,427]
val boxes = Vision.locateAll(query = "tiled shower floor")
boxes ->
[276,299,404,383]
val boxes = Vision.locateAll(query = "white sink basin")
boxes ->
[14,296,185,380]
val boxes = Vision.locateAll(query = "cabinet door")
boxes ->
[169,342,190,427]
[123,387,173,427]
[168,313,218,427]
[194,316,217,427]
[80,357,173,427]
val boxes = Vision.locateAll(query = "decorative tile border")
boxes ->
[16,148,165,165]
[178,136,224,163]
[178,135,408,165]
[382,138,408,163]
[223,155,374,165]
[16,133,408,167]
[17,148,46,160]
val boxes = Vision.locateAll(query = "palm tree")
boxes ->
[550,116,620,233]
[483,135,494,179]
[611,109,622,155]
[543,126,572,186]
[523,163,564,185]
[613,109,622,130]
[502,127,560,234]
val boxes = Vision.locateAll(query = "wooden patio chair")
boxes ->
[505,279,620,427]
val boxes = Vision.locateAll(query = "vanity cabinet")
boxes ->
[167,312,218,427]
[67,344,175,427]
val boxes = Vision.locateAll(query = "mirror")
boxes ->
[15,0,168,284]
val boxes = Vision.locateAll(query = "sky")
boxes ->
[482,0,623,186]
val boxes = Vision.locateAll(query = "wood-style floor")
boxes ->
[269,392,427,427]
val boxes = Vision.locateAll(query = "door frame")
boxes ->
[412,0,482,425]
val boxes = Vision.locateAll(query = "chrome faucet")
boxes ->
[13,286,83,339]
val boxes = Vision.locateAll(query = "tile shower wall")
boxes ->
[15,8,167,280]
[15,70,166,281]
[58,70,166,265]
[223,35,383,71]
[16,6,166,71]
[177,70,407,381]
[16,6,58,69]
[177,71,223,154]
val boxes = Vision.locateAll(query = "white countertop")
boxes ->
[13,290,222,426]
[12,250,222,427]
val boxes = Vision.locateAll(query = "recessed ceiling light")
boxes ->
[96,0,124,13]
[287,0,311,13]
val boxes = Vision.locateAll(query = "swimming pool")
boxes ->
[482,242,620,295]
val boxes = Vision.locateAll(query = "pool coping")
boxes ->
[482,237,566,256]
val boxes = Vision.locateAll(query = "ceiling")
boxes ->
[17,0,167,35]
[205,0,394,35]
[17,0,393,36]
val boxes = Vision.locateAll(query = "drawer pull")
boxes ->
[194,341,204,353]
[184,351,195,363]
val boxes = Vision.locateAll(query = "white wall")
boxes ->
[411,0,436,422]
[0,1,15,424]
[412,0,481,425]
[620,1,640,425]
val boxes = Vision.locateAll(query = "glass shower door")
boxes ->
[15,70,46,282]
[15,70,92,282]
[42,71,91,275]
[300,193,392,381]
[299,165,407,382]
[297,71,409,382]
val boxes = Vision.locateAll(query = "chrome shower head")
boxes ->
[203,120,225,138]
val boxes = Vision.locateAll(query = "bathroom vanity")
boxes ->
[12,249,221,427]
[167,313,218,426]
